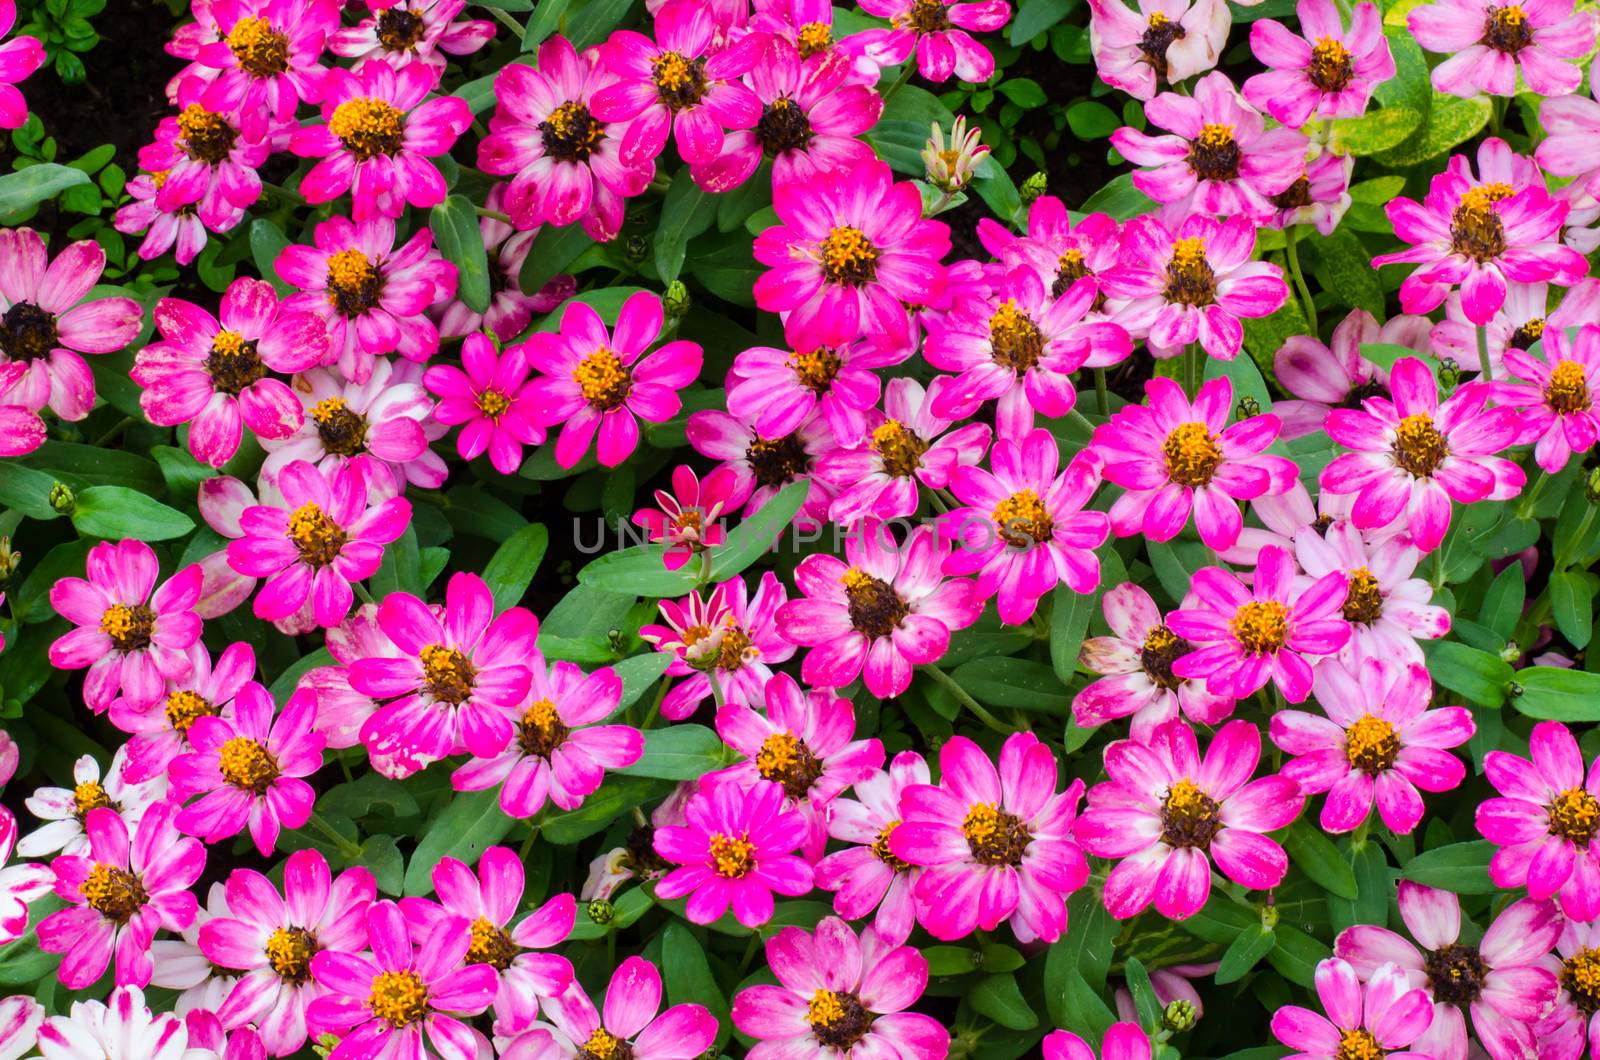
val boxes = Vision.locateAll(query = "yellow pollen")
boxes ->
[872,820,909,869]
[1342,567,1384,624]
[1565,948,1600,1014]
[1393,413,1449,478]
[1547,360,1591,414]
[819,227,879,286]
[757,731,802,776]
[1460,182,1515,214]
[988,299,1043,372]
[81,863,148,923]
[1166,237,1217,305]
[311,397,347,423]
[475,389,511,419]
[1171,237,1207,267]
[709,832,757,878]
[789,348,842,392]
[288,502,346,567]
[992,489,1053,546]
[419,644,475,705]
[962,803,1003,845]
[219,736,280,792]
[99,603,155,651]
[227,16,289,77]
[1337,1029,1384,1060]
[176,103,236,163]
[1345,713,1401,773]
[798,21,832,55]
[1313,37,1350,64]
[1308,37,1354,91]
[1495,4,1526,24]
[73,781,111,817]
[265,926,316,983]
[573,347,632,409]
[871,419,928,477]
[1231,600,1290,654]
[1197,123,1234,149]
[329,97,406,160]
[1162,421,1223,488]
[326,249,379,307]
[517,697,569,758]
[808,989,847,1027]
[1550,787,1600,845]
[368,969,430,1028]
[150,169,171,190]
[582,1029,625,1059]
[465,916,519,970]
[654,52,693,91]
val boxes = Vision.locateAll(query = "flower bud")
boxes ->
[1499,640,1522,663]
[0,537,20,586]
[664,280,691,317]
[922,116,989,194]
[1163,1000,1197,1033]
[313,1033,340,1058]
[1438,357,1460,389]
[624,235,649,265]
[587,898,615,925]
[48,483,75,515]
[1586,466,1600,504]
[1235,396,1260,421]
[1021,171,1048,204]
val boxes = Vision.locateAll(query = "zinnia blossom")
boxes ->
[1269,150,1356,235]
[137,96,269,229]
[777,523,981,697]
[654,778,813,928]
[814,751,930,947]
[0,807,52,947]
[134,278,329,468]
[38,802,205,989]
[328,0,495,73]
[425,333,546,475]
[685,405,837,529]
[1085,0,1229,101]
[170,686,325,855]
[631,464,737,571]
[0,0,43,129]
[0,228,143,421]
[1270,958,1436,1060]
[18,748,165,859]
[1477,720,1600,921]
[1430,278,1600,376]
[752,160,949,353]
[113,169,231,267]
[112,644,259,784]
[1045,1022,1153,1060]
[1498,322,1600,472]
[1274,309,1430,438]
[1534,917,1600,1060]
[526,290,703,468]
[35,985,215,1060]
[731,917,949,1058]
[725,339,908,448]
[1271,658,1473,834]
[499,956,716,1060]
[855,0,1011,83]
[976,197,1121,315]
[1076,719,1304,919]
[48,540,204,714]
[640,573,794,719]
[198,0,338,142]
[890,732,1088,943]
[1243,0,1393,128]
[1320,357,1525,552]
[1409,0,1593,97]
[1335,883,1561,1060]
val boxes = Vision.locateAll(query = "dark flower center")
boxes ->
[871,420,929,478]
[872,821,910,871]
[989,300,1044,372]
[288,502,347,567]
[757,732,824,800]
[1342,568,1385,624]
[1450,184,1512,262]
[1137,12,1186,79]
[1550,787,1600,846]
[1053,249,1096,299]
[1188,124,1240,183]
[466,916,520,970]
[72,781,112,819]
[420,644,476,705]
[1345,714,1400,773]
[747,432,810,487]
[265,926,318,984]
[177,104,237,164]
[652,52,708,111]
[376,7,426,51]
[1164,238,1216,306]
[573,348,632,410]
[326,249,385,317]
[541,101,606,163]
[312,397,370,456]
[808,990,874,1050]
[842,568,908,639]
[961,803,1032,865]
[100,604,156,652]
[789,347,841,392]
[1425,943,1486,1006]
[1510,318,1545,351]
[0,300,59,360]
[228,16,290,78]
[207,330,268,395]
[1140,626,1189,690]
[1483,5,1532,52]
[819,227,878,286]
[1339,380,1389,409]
[896,0,952,32]
[1393,413,1449,478]
[755,97,813,154]
[1564,949,1600,1016]
[1272,176,1314,211]
[1547,360,1591,414]
[1308,37,1354,92]
[1160,779,1222,848]
[517,698,569,758]
[81,864,148,923]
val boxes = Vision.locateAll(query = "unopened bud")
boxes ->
[664,280,691,317]
[1260,904,1280,930]
[624,235,649,265]
[587,899,615,924]
[1500,640,1522,664]
[1235,396,1260,421]
[1508,680,1524,698]
[0,537,20,585]
[313,1032,340,1058]
[1438,357,1460,388]
[1586,466,1600,504]
[1163,1000,1197,1033]
[922,116,989,194]
[1021,172,1048,204]
[48,483,74,515]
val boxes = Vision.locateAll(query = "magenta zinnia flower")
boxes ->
[1274,309,1430,438]
[1478,720,1600,921]
[1335,883,1561,1060]
[1410,0,1593,97]
[976,197,1122,313]
[1093,376,1296,551]
[451,653,644,818]
[640,573,794,719]
[0,806,52,948]
[0,228,142,421]
[753,159,949,352]
[502,955,717,1060]
[732,917,948,1058]
[1243,0,1393,128]
[292,62,471,220]
[890,732,1088,943]
[198,850,375,1057]
[1498,322,1600,473]
[0,0,43,129]
[425,333,546,475]
[1271,958,1436,1060]
[198,0,338,142]
[225,459,413,628]
[685,405,837,529]
[137,96,269,229]
[631,464,736,570]
[1536,918,1600,1060]
[1431,277,1600,376]
[1075,582,1236,741]
[855,0,1011,83]
[1292,519,1450,664]
[38,801,205,989]
[725,338,908,448]
[305,900,497,1060]
[171,685,324,855]
[814,751,930,947]
[49,540,204,713]
[1085,0,1228,101]
[113,168,230,268]
[1046,1022,1153,1060]
[134,278,328,468]
[778,523,981,698]
[526,290,703,468]
[328,0,495,74]
[654,778,814,927]
[1271,658,1473,834]
[1076,719,1304,920]
[1321,357,1525,552]
[943,428,1110,624]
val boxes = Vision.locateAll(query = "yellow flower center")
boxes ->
[709,832,757,878]
[871,419,929,478]
[540,100,607,162]
[176,103,237,165]
[1165,237,1216,306]
[518,697,570,758]
[1189,123,1240,182]
[1485,5,1532,52]
[1162,421,1223,488]
[1308,37,1354,92]
[1564,948,1600,1015]
[1547,360,1591,414]
[872,820,909,870]
[961,802,1032,865]
[1337,1029,1384,1060]
[81,864,148,923]
[1550,787,1600,846]
[227,16,290,77]
[326,248,384,317]
[651,51,707,110]
[475,389,511,419]
[1451,184,1514,262]
[368,969,430,1028]
[1160,778,1222,848]
[1345,714,1401,774]
[164,690,217,734]
[73,781,111,817]
[988,299,1043,373]
[840,566,909,638]
[265,926,317,984]
[1393,413,1449,478]
[466,916,519,970]
[992,488,1054,547]
[819,227,878,286]
[99,603,156,652]
[1511,317,1546,350]
[1231,600,1290,654]
[1341,567,1385,624]
[797,21,832,55]
[207,329,268,396]
[789,347,842,392]
[573,348,632,410]
[419,644,476,706]
[756,731,823,800]
[219,736,281,793]
[329,97,406,160]
[582,1029,627,1059]
[288,502,347,567]
[310,396,369,457]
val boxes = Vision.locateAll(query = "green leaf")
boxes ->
[614,724,731,780]
[708,479,809,580]
[925,945,981,976]
[522,0,571,46]
[1216,924,1277,985]
[0,163,91,218]
[997,78,1047,108]
[1550,572,1595,649]
[969,974,1037,1030]
[1378,94,1492,166]
[370,525,422,598]
[663,922,731,1048]
[1285,820,1360,900]
[402,789,519,895]
[1046,890,1118,994]
[319,770,421,820]
[1423,640,1512,707]
[1512,667,1600,721]
[947,657,1071,714]
[566,0,635,47]
[151,445,215,499]
[520,222,592,296]
[0,460,62,519]
[655,179,718,282]
[267,647,334,705]
[1008,0,1072,42]
[482,523,549,612]
[1123,957,1163,1031]
[250,218,293,295]
[431,195,491,313]
[1052,968,1117,1040]
[358,835,405,895]
[1482,563,1526,641]
[71,486,194,541]
[1313,229,1384,320]
[1079,173,1153,220]
[1330,841,1392,935]
[542,776,674,844]
[1330,106,1423,155]
[1400,840,1496,893]
[577,544,697,597]
[1204,347,1273,412]
[613,652,673,712]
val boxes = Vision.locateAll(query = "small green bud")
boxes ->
[664,280,691,317]
[587,899,615,924]
[1500,640,1522,664]
[1508,680,1525,698]
[1586,466,1600,504]
[1020,171,1048,204]
[1163,999,1198,1033]
[1260,904,1280,930]
[1236,396,1261,421]
[48,482,75,515]
[624,235,650,265]
[313,1032,340,1058]
[1438,357,1460,389]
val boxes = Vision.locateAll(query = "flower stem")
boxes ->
[354,581,376,606]
[306,811,362,860]
[1181,342,1201,400]
[474,206,512,223]
[1477,324,1495,383]
[92,416,136,448]
[518,814,544,860]
[1094,368,1110,416]
[922,664,1013,735]
[1284,226,1318,336]
[881,62,915,105]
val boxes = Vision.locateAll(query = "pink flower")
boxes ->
[526,290,703,468]
[688,39,882,193]
[38,802,205,989]
[0,228,142,421]
[398,848,576,1033]
[1374,168,1587,324]
[276,214,458,383]
[654,778,813,927]
[1243,0,1393,128]
[0,363,42,455]
[1321,357,1525,552]
[432,188,575,342]
[778,523,981,697]
[1334,883,1561,1060]
[138,96,269,229]
[1268,150,1355,235]
[195,476,301,631]
[856,0,1011,82]
[1538,91,1600,200]
[1274,309,1430,438]
[814,751,929,947]
[815,376,991,525]
[306,901,497,1060]
[714,673,883,859]
[632,464,737,570]
[49,540,204,714]
[1410,0,1593,97]
[686,405,837,528]
[1112,72,1307,220]
[1045,1022,1153,1060]
[977,198,1122,315]
[0,807,52,947]
[1271,959,1436,1060]
[1096,375,1297,551]
[890,732,1087,942]
[424,333,545,474]
[753,160,949,352]
[0,0,43,129]
[1292,520,1449,665]
[113,170,227,267]
[134,278,329,468]
[225,460,412,628]
[306,602,437,775]
[0,994,41,1058]
[1271,658,1473,834]
[640,573,795,719]
[1168,544,1350,703]
[943,428,1110,624]
[1535,918,1600,1060]
[198,0,338,142]
[1101,212,1290,358]
[328,0,495,73]
[1086,0,1228,100]
[479,35,654,240]
[501,956,716,1060]
[112,643,259,784]
[1075,582,1236,740]
[1076,719,1304,919]
[170,685,324,855]
[1498,322,1600,472]
[925,270,1131,440]
[198,850,375,1057]
[18,749,165,860]
[36,985,219,1060]
[1431,278,1600,376]
[1478,720,1600,921]
[731,917,948,1058]
[726,339,909,448]
[452,653,644,818]
[292,62,470,219]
